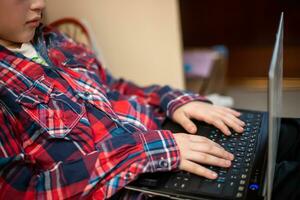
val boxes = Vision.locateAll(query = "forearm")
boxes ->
[0,130,180,199]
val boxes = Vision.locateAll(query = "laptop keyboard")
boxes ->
[163,112,263,199]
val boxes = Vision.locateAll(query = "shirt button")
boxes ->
[83,92,90,97]
[159,159,169,168]
[124,172,132,181]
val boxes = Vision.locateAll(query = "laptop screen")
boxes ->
[267,12,283,200]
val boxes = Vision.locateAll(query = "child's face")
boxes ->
[0,0,45,48]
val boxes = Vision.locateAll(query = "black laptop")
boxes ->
[125,13,284,200]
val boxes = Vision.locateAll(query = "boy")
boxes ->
[1,1,299,200]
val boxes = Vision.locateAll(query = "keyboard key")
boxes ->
[238,186,245,192]
[236,192,243,198]
[173,182,179,188]
[251,134,257,139]
[241,174,247,179]
[237,147,246,152]
[180,183,187,189]
[243,131,251,135]
[223,181,236,196]
[245,127,251,132]
[236,152,245,157]
[228,147,235,153]
[183,177,189,181]
[230,175,238,180]
[232,164,240,169]
[219,169,228,174]
[240,180,246,185]
[217,177,226,183]
[234,157,243,163]
[238,142,247,146]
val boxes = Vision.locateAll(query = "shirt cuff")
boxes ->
[160,90,211,118]
[135,129,181,173]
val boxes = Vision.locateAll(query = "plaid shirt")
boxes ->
[0,26,207,199]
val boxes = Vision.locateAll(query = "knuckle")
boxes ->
[180,133,189,140]
[187,134,193,141]
[215,119,223,126]
[195,166,205,175]
[199,168,210,177]
[221,150,228,157]
[190,163,198,172]
[200,154,208,162]
[200,144,209,152]
[222,159,230,167]
[199,136,207,143]
[205,117,213,124]
[206,145,213,152]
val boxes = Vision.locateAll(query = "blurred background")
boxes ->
[45,0,300,117]
[181,0,300,78]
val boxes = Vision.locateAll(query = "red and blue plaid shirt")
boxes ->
[0,26,207,199]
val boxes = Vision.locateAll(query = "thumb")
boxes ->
[175,112,197,134]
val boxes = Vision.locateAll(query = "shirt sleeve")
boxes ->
[104,70,211,118]
[0,104,180,199]
[46,27,210,119]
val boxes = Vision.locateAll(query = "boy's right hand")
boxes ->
[174,133,234,179]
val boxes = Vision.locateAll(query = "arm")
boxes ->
[0,103,180,199]
[104,70,210,118]
[45,28,210,120]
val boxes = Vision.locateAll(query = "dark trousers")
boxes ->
[272,118,300,200]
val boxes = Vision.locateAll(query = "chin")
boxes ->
[19,29,36,43]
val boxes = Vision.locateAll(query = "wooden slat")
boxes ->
[227,78,300,90]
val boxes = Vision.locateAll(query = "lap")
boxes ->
[272,118,300,200]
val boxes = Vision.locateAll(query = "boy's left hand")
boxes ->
[172,101,245,135]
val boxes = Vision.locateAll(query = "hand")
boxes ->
[174,133,234,179]
[172,101,245,135]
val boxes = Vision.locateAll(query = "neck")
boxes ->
[0,38,22,49]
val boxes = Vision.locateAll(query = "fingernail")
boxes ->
[212,172,218,178]
[227,130,231,135]
[190,126,196,133]
[226,160,231,166]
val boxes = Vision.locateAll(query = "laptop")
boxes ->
[125,13,283,200]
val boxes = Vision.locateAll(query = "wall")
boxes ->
[45,0,184,89]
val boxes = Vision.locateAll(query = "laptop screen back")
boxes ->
[267,12,283,200]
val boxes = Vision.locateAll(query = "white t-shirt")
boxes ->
[8,43,49,66]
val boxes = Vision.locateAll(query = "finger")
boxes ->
[188,135,223,149]
[217,109,245,127]
[190,144,234,160]
[216,112,244,133]
[180,160,218,179]
[190,111,231,135]
[176,113,197,134]
[187,152,232,168]
[210,119,232,136]
[222,107,242,117]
